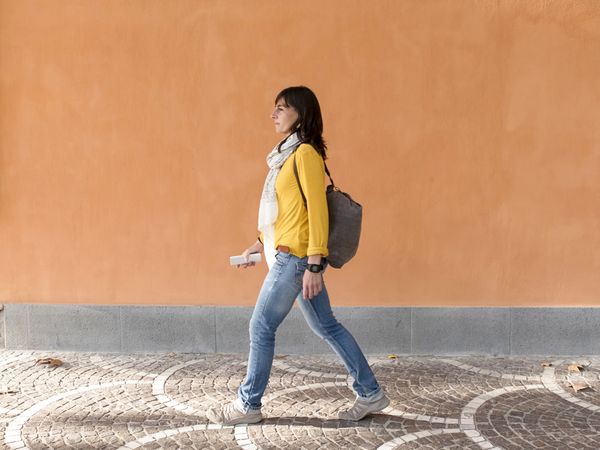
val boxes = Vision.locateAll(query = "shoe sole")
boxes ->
[339,395,391,421]
[206,408,263,426]
[222,415,263,426]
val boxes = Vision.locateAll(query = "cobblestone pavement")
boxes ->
[1,350,600,449]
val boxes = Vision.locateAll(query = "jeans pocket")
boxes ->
[274,250,291,267]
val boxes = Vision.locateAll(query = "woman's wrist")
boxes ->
[252,240,264,253]
[307,254,322,264]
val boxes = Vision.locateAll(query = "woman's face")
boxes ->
[271,99,299,135]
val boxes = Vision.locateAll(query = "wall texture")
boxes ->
[0,0,599,307]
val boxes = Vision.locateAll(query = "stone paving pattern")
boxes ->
[1,350,600,449]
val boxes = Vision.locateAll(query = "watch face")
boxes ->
[308,264,322,273]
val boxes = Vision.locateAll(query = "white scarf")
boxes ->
[258,132,301,268]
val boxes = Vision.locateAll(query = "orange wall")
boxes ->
[1,0,599,307]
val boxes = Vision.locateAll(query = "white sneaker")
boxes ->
[338,392,390,421]
[206,401,262,426]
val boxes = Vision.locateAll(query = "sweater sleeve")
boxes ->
[295,145,329,256]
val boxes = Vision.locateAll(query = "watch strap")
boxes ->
[307,263,324,273]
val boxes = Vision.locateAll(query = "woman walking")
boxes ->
[207,86,388,425]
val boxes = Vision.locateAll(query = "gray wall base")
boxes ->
[3,304,600,355]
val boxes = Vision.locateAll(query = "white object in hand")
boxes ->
[230,253,262,266]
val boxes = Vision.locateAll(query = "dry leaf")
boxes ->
[273,354,287,360]
[36,357,64,367]
[541,362,553,367]
[568,364,582,373]
[387,354,398,359]
[567,373,592,393]
[570,382,590,393]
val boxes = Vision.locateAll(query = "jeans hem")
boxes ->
[242,402,262,412]
[359,387,382,399]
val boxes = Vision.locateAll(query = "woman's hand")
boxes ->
[302,270,323,300]
[303,254,324,299]
[237,239,264,269]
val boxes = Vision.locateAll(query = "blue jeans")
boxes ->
[238,251,381,410]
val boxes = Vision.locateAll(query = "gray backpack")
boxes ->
[293,154,362,268]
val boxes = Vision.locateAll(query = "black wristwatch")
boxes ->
[307,263,324,273]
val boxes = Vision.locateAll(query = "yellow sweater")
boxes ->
[272,143,329,258]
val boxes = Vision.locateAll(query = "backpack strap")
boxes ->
[323,162,335,187]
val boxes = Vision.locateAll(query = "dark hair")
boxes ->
[275,86,327,160]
